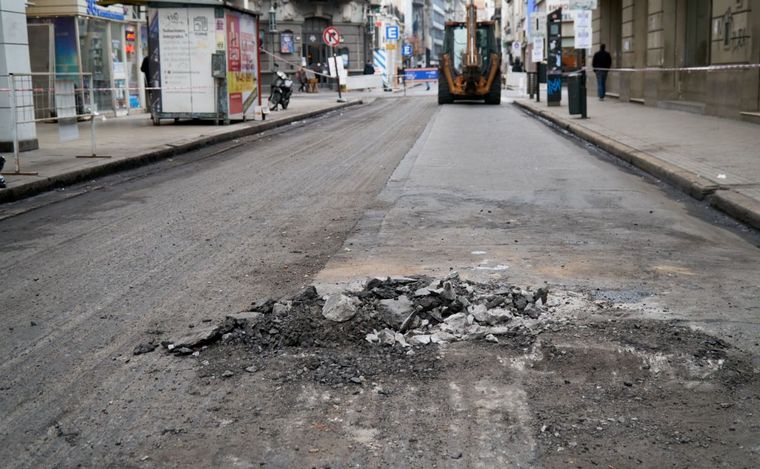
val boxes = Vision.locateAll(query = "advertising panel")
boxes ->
[187,7,216,113]
[240,13,258,118]
[53,17,79,76]
[157,7,216,114]
[226,11,242,115]
[158,8,191,113]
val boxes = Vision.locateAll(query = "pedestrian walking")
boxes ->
[296,67,306,92]
[363,60,375,75]
[512,57,523,73]
[592,44,612,100]
[140,55,150,87]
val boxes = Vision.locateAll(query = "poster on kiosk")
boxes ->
[148,4,260,122]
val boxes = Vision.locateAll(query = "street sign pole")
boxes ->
[332,46,345,103]
[323,26,345,103]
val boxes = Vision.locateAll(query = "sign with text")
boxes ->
[404,68,438,81]
[574,10,592,49]
[532,37,544,62]
[529,12,546,39]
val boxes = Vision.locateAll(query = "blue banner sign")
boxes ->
[404,68,438,81]
[87,0,125,21]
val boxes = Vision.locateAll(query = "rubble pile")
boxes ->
[160,272,553,356]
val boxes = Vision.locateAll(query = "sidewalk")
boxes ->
[0,95,362,203]
[514,94,760,231]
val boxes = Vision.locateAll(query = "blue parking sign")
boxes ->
[402,43,413,57]
[386,26,399,40]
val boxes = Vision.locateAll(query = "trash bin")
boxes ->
[538,63,547,84]
[567,71,587,118]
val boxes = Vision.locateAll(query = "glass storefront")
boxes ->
[78,17,112,113]
[110,22,128,115]
[125,24,140,109]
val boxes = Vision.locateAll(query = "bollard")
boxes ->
[580,69,587,119]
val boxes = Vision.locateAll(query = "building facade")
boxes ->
[25,1,148,117]
[258,0,372,83]
[592,0,760,120]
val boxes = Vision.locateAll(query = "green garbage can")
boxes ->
[567,71,587,118]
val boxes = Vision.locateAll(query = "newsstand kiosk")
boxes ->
[106,0,262,124]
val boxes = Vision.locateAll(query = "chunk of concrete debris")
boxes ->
[222,370,234,378]
[482,308,512,326]
[133,342,157,355]
[524,303,541,319]
[166,323,228,351]
[377,329,397,346]
[408,334,432,346]
[271,302,290,315]
[469,304,489,323]
[535,287,549,305]
[442,313,470,335]
[250,297,275,313]
[485,334,499,343]
[365,331,380,344]
[389,276,417,285]
[440,281,457,301]
[293,285,319,303]
[225,312,265,328]
[513,294,528,311]
[378,295,414,328]
[430,331,456,344]
[394,332,410,348]
[321,294,359,322]
[414,288,432,297]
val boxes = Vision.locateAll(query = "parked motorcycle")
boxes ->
[268,70,293,111]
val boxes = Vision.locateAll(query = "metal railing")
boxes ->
[1,72,108,177]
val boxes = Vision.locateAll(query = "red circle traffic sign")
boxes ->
[322,26,340,47]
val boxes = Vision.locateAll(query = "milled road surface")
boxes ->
[1,96,759,468]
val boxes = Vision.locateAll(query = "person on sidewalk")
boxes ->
[592,44,612,100]
[0,155,6,189]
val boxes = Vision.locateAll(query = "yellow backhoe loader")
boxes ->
[438,1,502,104]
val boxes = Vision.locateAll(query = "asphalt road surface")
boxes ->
[1,96,759,468]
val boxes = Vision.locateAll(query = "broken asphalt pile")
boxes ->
[154,272,555,358]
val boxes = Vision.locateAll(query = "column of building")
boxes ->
[0,0,37,152]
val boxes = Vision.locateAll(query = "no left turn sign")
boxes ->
[322,26,340,47]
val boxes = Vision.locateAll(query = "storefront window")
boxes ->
[78,17,112,113]
[111,22,128,115]
[125,25,141,109]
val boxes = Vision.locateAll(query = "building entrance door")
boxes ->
[302,17,330,81]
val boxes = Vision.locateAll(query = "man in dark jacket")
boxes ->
[592,44,612,100]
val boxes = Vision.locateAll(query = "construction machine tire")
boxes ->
[484,75,501,104]
[438,76,454,105]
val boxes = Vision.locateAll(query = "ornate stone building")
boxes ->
[257,0,372,81]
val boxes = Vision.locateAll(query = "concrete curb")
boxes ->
[514,99,760,231]
[708,190,760,232]
[0,100,362,204]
